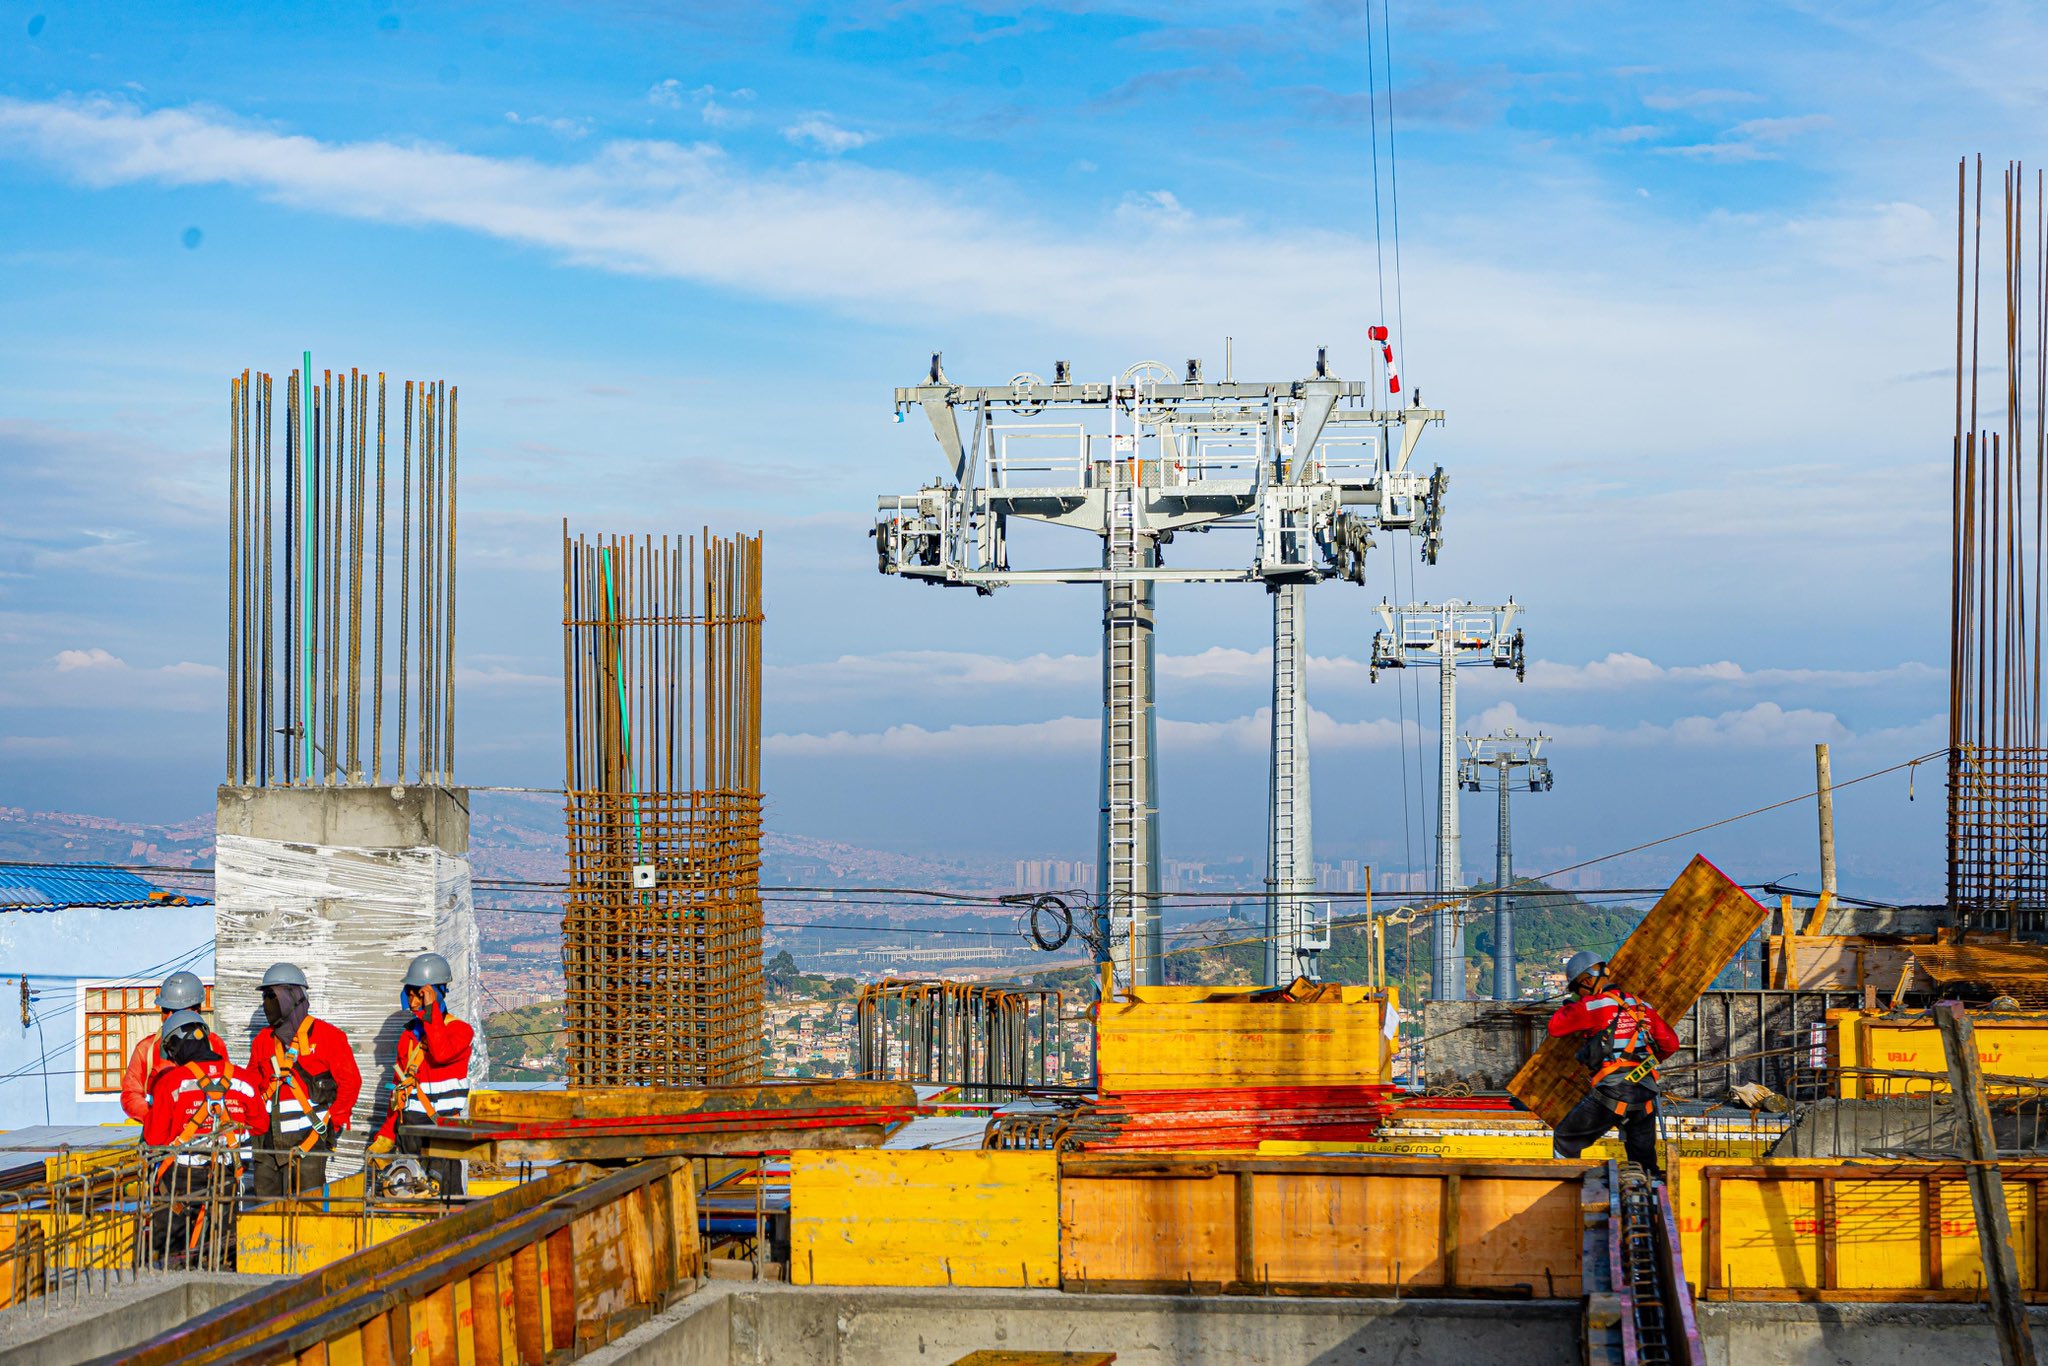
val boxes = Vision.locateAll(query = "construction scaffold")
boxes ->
[562,529,765,1087]
[225,365,458,788]
[1949,156,2048,932]
[854,979,1065,1101]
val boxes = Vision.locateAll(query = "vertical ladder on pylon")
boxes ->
[1102,415,1143,989]
[1267,578,1306,982]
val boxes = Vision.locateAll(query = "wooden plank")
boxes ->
[509,1243,546,1364]
[1441,1174,1461,1289]
[1938,1000,2039,1366]
[1095,994,1396,1091]
[1061,1170,1234,1288]
[952,1355,1117,1365]
[423,1124,889,1163]
[1510,857,1772,1126]
[469,1081,915,1124]
[1243,1171,1443,1289]
[1455,1176,1583,1293]
[792,1150,1059,1289]
[464,1269,501,1366]
[545,1227,577,1354]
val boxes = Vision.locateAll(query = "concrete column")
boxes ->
[214,784,480,1176]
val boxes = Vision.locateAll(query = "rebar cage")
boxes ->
[562,529,765,1087]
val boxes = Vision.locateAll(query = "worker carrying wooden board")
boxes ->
[1545,950,1680,1180]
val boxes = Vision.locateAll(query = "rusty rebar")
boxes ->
[562,529,765,1086]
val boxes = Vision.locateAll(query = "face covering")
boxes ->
[165,1029,220,1066]
[263,984,309,1042]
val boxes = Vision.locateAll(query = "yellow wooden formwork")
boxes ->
[237,1203,436,1275]
[1829,1007,2048,1098]
[1058,1154,1586,1297]
[1671,1156,2048,1301]
[790,1149,1059,1289]
[1095,984,1398,1091]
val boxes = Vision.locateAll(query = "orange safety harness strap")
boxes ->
[154,1062,247,1185]
[264,1020,330,1153]
[389,1035,446,1127]
[1587,994,1663,1090]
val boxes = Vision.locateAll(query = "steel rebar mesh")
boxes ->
[562,529,764,1087]
[1948,158,2048,932]
[225,368,458,788]
[855,979,1066,1101]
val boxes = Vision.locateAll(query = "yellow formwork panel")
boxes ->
[1672,1156,2048,1300]
[790,1150,1058,1289]
[1096,985,1398,1091]
[237,1206,435,1275]
[1830,1007,2048,1098]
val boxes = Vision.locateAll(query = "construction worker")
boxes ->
[1546,951,1680,1180]
[246,962,360,1198]
[141,1010,265,1267]
[120,969,205,1123]
[367,952,474,1196]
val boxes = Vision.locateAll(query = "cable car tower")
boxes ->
[1458,728,1553,1001]
[1370,599,1525,1001]
[876,350,1446,988]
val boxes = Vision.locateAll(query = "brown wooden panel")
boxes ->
[466,1267,503,1366]
[510,1243,547,1363]
[470,1081,915,1123]
[1456,1177,1582,1292]
[1061,1175,1234,1285]
[545,1226,577,1351]
[1247,1172,1444,1287]
[1511,856,1771,1126]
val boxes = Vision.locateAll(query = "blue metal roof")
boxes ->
[0,864,211,911]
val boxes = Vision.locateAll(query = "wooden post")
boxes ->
[1815,742,1838,902]
[1938,1000,2038,1365]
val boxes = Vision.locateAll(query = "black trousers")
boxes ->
[1552,1083,1662,1177]
[252,1135,330,1198]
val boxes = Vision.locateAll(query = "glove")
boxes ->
[366,1134,395,1155]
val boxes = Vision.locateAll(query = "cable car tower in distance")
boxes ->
[875,349,1447,989]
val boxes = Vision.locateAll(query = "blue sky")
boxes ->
[0,0,2026,898]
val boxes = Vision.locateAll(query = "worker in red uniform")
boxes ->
[245,961,360,1198]
[1546,951,1681,1181]
[142,1010,266,1266]
[121,970,207,1123]
[367,952,474,1196]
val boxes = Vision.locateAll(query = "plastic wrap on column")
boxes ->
[213,833,483,1177]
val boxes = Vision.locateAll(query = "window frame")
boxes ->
[74,979,214,1103]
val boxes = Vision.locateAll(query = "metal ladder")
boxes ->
[1266,578,1321,981]
[1102,425,1143,989]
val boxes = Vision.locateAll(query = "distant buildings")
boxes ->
[1014,859,1093,891]
[0,865,215,1129]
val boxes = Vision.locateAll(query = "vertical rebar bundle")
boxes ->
[225,367,457,788]
[562,528,765,1087]
[854,979,1064,1101]
[1949,157,2048,932]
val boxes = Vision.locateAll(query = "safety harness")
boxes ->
[389,1037,446,1127]
[1586,992,1664,1118]
[263,1019,331,1154]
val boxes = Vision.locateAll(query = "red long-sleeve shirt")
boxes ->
[246,1017,362,1137]
[121,1035,166,1124]
[141,1057,268,1147]
[1547,991,1681,1059]
[374,1004,475,1141]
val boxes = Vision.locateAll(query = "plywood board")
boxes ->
[790,1150,1058,1289]
[471,1080,915,1123]
[1510,856,1771,1127]
[1833,1009,2048,1099]
[1059,1171,1236,1285]
[1096,993,1396,1091]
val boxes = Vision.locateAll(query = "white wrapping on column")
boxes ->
[213,833,485,1178]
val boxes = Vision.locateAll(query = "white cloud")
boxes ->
[646,79,685,110]
[765,715,1096,757]
[1641,88,1764,111]
[54,647,123,671]
[782,115,871,153]
[762,645,1937,702]
[504,111,588,139]
[695,86,756,129]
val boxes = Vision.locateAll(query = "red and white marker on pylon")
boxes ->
[1368,325,1400,395]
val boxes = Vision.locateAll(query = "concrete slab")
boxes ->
[1697,1300,2048,1365]
[0,1272,281,1366]
[583,1284,1581,1366]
